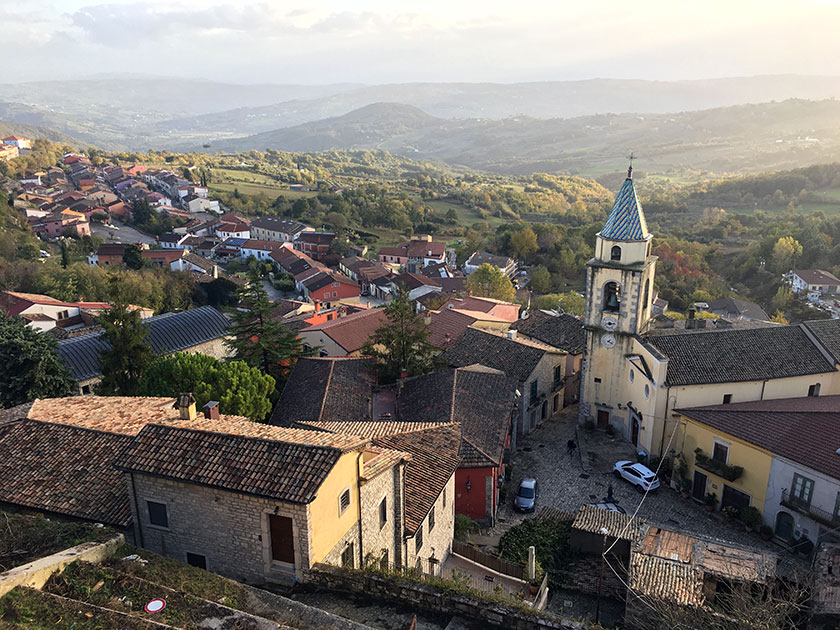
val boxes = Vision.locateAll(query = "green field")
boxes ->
[209,167,319,199]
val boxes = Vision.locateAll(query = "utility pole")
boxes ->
[595,527,609,625]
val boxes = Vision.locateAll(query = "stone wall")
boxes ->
[553,555,627,600]
[309,564,587,630]
[185,336,232,361]
[520,352,567,436]
[405,474,455,572]
[359,464,403,567]
[127,473,311,584]
[322,521,362,569]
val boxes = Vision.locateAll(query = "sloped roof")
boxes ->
[115,423,352,504]
[572,504,647,542]
[373,425,461,535]
[300,309,387,354]
[599,177,649,241]
[793,269,840,285]
[706,297,769,322]
[511,311,586,353]
[58,306,229,381]
[249,217,306,233]
[270,357,376,426]
[0,420,133,526]
[647,325,835,386]
[804,318,840,364]
[441,327,554,382]
[677,396,840,480]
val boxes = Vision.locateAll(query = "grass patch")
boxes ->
[0,511,114,572]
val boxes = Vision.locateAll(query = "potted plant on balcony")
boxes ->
[759,525,773,541]
[704,492,717,512]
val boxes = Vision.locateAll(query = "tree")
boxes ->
[0,312,75,407]
[771,236,802,274]
[533,292,585,316]
[530,265,552,294]
[510,227,538,259]
[225,269,312,387]
[465,264,516,302]
[122,244,144,270]
[139,353,275,421]
[362,287,438,383]
[96,297,154,395]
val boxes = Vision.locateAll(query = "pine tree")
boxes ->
[362,286,438,383]
[225,269,312,388]
[96,288,153,395]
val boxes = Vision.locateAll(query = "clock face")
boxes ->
[600,333,617,348]
[601,315,618,331]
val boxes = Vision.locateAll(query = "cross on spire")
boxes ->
[627,152,636,179]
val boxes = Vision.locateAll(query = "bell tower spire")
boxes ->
[627,151,635,180]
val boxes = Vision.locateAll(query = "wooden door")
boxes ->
[597,409,609,428]
[269,515,295,565]
[692,470,707,502]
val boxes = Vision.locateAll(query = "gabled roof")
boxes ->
[442,327,557,382]
[647,324,836,386]
[804,318,840,364]
[677,396,840,480]
[599,177,649,241]
[249,216,307,233]
[511,310,586,353]
[58,306,229,381]
[373,425,461,535]
[0,419,133,526]
[270,357,376,426]
[706,297,769,322]
[300,309,387,354]
[115,423,364,504]
[793,269,840,285]
[466,251,514,268]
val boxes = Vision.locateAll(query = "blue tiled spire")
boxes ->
[600,177,649,241]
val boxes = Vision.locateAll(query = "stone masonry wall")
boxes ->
[359,464,402,568]
[127,473,310,584]
[405,475,455,572]
[322,521,362,569]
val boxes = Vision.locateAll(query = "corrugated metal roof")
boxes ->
[58,306,229,381]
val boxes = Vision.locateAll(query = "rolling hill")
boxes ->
[0,119,89,148]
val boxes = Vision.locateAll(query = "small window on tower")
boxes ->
[610,246,621,261]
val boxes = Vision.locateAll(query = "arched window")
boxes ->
[610,245,621,261]
[603,282,621,313]
[643,279,650,309]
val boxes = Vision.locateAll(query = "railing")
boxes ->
[451,540,526,581]
[694,448,744,482]
[781,489,840,528]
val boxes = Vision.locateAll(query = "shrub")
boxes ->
[739,506,762,530]
[498,517,571,573]
[454,514,478,542]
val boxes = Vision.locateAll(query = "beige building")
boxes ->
[580,167,840,457]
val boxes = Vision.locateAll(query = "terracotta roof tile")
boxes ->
[301,309,388,354]
[572,504,647,542]
[511,311,586,354]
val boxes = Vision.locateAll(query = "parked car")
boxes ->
[514,477,539,512]
[589,502,626,514]
[613,461,660,493]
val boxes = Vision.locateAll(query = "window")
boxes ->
[712,441,729,464]
[341,543,355,568]
[380,549,389,571]
[809,383,821,397]
[722,394,732,405]
[629,369,635,383]
[530,379,538,401]
[147,501,168,528]
[379,497,387,528]
[429,505,436,531]
[643,280,650,309]
[443,487,447,508]
[186,553,206,570]
[603,282,621,313]
[339,488,351,516]
[610,245,621,261]
[554,365,562,385]
[594,377,602,384]
[81,385,91,395]
[415,525,423,553]
[792,473,815,506]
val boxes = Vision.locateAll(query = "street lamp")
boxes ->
[596,527,609,625]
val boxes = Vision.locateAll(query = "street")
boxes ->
[91,219,156,246]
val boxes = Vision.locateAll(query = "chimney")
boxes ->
[178,393,196,421]
[444,332,452,345]
[314,301,320,313]
[203,400,220,420]
[507,329,517,341]
[686,309,696,330]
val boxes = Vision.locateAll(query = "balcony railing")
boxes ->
[781,489,840,528]
[694,448,744,482]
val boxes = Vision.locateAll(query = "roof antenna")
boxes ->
[627,152,635,179]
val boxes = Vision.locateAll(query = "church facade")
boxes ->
[580,169,840,458]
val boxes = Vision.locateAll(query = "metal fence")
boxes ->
[451,540,526,581]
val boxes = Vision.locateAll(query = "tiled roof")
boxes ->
[441,327,554,382]
[58,306,229,381]
[706,297,769,322]
[804,318,840,364]
[427,309,483,349]
[629,553,703,607]
[599,177,649,241]
[0,420,133,526]
[511,311,586,353]
[115,423,354,504]
[270,357,375,426]
[249,217,306,233]
[373,425,461,535]
[361,446,412,481]
[677,396,840,480]
[183,252,215,272]
[647,324,835,386]
[298,421,451,439]
[300,309,387,354]
[794,269,840,285]
[572,505,647,542]
[0,402,33,427]
[466,252,514,268]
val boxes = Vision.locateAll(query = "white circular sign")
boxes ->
[145,598,166,613]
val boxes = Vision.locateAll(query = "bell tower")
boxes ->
[580,159,657,429]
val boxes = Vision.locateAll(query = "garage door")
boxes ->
[721,484,750,510]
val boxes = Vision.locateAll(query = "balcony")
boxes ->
[694,448,744,482]
[781,489,840,528]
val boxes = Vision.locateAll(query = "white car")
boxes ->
[613,461,660,493]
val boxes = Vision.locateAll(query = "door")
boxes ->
[541,400,547,421]
[692,470,707,502]
[775,511,795,541]
[631,416,640,446]
[597,409,610,428]
[721,485,751,510]
[269,515,295,566]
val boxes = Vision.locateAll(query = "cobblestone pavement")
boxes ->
[486,405,807,576]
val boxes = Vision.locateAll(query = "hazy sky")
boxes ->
[3,0,840,84]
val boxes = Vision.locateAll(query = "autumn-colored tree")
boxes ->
[465,264,516,302]
[510,227,538,259]
[771,236,802,274]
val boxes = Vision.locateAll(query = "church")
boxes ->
[580,166,840,458]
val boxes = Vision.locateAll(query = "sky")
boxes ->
[3,0,840,84]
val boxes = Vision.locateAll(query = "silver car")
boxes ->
[514,477,539,512]
[613,461,660,493]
